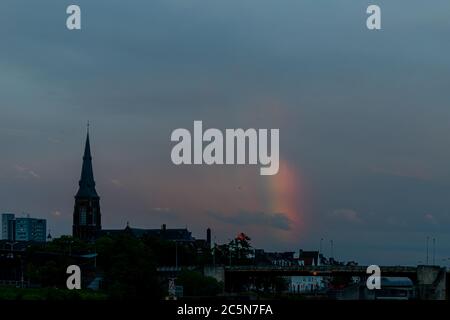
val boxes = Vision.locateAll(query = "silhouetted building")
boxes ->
[73,129,102,241]
[1,213,47,242]
[102,223,212,253]
[298,250,320,266]
[15,217,46,242]
[195,229,213,253]
[1,213,15,240]
[255,250,296,266]
[102,223,195,243]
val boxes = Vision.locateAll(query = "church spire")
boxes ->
[76,125,98,199]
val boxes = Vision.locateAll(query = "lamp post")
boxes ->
[175,241,178,269]
[67,238,74,256]
[6,241,18,259]
[212,236,217,270]
[20,257,24,288]
[330,240,334,261]
[433,238,436,266]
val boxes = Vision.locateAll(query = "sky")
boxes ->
[1,0,450,266]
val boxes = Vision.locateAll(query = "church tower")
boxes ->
[72,126,101,241]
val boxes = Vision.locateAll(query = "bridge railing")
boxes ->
[224,265,418,273]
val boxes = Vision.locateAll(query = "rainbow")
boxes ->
[264,159,307,241]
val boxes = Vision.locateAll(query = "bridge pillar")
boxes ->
[416,265,446,300]
[204,265,225,283]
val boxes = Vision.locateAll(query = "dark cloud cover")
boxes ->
[0,0,450,265]
[208,211,292,231]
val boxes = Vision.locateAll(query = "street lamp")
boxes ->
[330,240,334,261]
[6,241,18,259]
[94,244,97,268]
[175,240,178,269]
[212,236,217,270]
[432,238,436,266]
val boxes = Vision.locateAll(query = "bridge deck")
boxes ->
[225,265,418,275]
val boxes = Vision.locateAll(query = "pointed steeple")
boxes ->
[76,125,99,199]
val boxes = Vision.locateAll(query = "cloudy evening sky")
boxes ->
[1,0,450,265]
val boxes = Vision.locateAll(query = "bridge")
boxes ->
[156,264,447,299]
[219,265,447,299]
[224,265,418,278]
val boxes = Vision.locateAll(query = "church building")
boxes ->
[72,129,102,241]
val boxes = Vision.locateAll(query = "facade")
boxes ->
[1,213,15,240]
[15,217,47,242]
[72,131,102,241]
[1,213,47,242]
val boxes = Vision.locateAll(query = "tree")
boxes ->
[95,235,163,299]
[230,233,253,265]
[43,236,93,255]
[177,270,222,296]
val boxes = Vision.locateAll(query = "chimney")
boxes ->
[206,228,211,248]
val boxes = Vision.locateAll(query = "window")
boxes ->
[80,207,87,225]
[92,207,97,225]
